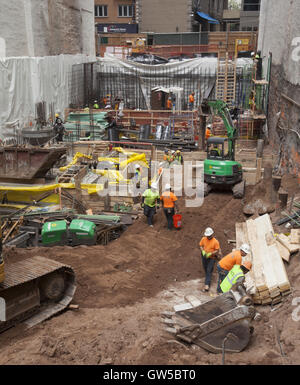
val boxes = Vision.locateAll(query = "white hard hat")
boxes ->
[165,183,171,190]
[135,164,140,169]
[151,182,158,190]
[204,227,214,237]
[207,124,212,128]
[240,243,251,254]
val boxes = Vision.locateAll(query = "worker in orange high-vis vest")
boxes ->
[216,243,251,293]
[160,184,178,230]
[205,124,212,140]
[188,92,195,111]
[167,97,172,110]
[199,227,220,292]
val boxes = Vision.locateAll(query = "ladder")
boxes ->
[216,52,237,108]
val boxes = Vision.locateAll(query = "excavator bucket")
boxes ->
[162,285,256,353]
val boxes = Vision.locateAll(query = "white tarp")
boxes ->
[0,54,95,139]
[97,55,253,109]
[99,54,253,75]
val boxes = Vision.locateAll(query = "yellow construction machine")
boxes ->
[127,38,147,54]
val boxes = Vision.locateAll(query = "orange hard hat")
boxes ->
[242,261,252,271]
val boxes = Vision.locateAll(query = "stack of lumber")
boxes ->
[236,214,291,305]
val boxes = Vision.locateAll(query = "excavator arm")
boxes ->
[207,100,237,160]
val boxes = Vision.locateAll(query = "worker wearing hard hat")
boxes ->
[141,182,160,228]
[93,100,99,109]
[134,164,142,189]
[174,150,183,165]
[205,124,212,140]
[199,228,220,292]
[169,150,176,164]
[167,97,172,110]
[188,92,195,111]
[163,149,169,162]
[217,243,251,294]
[160,183,178,230]
[220,260,252,293]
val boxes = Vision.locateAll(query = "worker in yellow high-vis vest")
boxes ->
[220,261,252,293]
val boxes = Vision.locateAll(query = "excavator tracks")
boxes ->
[0,256,76,333]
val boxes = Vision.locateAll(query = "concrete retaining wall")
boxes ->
[0,0,95,57]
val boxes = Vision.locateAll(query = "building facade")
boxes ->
[0,0,95,57]
[136,0,228,34]
[95,0,138,33]
[136,0,193,33]
[240,0,260,31]
[258,0,300,182]
[193,0,229,32]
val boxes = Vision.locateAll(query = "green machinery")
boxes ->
[42,219,96,247]
[204,100,245,199]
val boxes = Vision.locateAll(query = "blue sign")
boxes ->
[97,24,139,34]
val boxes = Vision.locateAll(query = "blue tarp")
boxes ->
[197,11,219,24]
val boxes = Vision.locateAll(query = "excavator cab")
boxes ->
[203,100,245,199]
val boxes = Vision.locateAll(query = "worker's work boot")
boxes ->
[202,285,209,292]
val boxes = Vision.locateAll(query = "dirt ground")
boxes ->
[0,175,299,365]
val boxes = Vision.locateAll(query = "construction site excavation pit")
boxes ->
[0,172,299,365]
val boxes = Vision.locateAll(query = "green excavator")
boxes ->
[203,100,245,199]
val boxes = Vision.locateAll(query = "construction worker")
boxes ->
[163,149,169,162]
[53,114,65,143]
[160,183,178,230]
[134,164,142,189]
[249,90,255,109]
[105,94,111,109]
[167,97,172,110]
[216,243,251,294]
[169,150,176,164]
[93,100,99,109]
[209,143,222,157]
[174,150,183,164]
[188,92,195,111]
[54,113,63,125]
[205,124,212,141]
[141,182,160,228]
[220,261,252,293]
[199,228,220,292]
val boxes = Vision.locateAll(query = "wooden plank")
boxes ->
[290,229,300,245]
[275,240,290,263]
[184,295,202,308]
[277,233,299,254]
[173,303,193,312]
[257,215,291,292]
[246,218,268,292]
[268,244,291,292]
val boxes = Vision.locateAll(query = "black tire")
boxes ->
[232,180,245,199]
[40,273,65,302]
[204,183,212,197]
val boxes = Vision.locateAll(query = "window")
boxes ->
[95,5,108,17]
[243,0,260,12]
[118,5,133,17]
